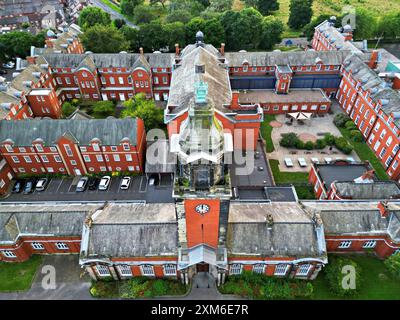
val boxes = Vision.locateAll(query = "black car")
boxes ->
[23,179,36,194]
[12,180,25,193]
[88,177,100,190]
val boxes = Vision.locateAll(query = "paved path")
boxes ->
[89,0,138,28]
[0,256,93,300]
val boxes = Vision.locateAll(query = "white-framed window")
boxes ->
[96,265,110,277]
[41,155,49,163]
[96,155,103,162]
[123,143,130,151]
[111,146,117,151]
[5,144,13,152]
[386,136,393,147]
[338,241,352,249]
[0,180,5,188]
[93,144,100,151]
[70,160,77,165]
[125,154,133,161]
[19,147,26,152]
[83,155,91,162]
[55,242,69,250]
[31,242,44,250]
[1,250,16,258]
[118,265,132,276]
[64,144,73,156]
[229,264,242,275]
[252,264,265,274]
[113,154,120,162]
[163,264,177,276]
[363,240,376,249]
[296,264,311,276]
[141,264,155,276]
[274,264,289,276]
[54,155,62,162]
[23,156,32,163]
[11,156,19,163]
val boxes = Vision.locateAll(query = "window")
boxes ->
[296,264,311,276]
[93,144,100,151]
[96,155,103,162]
[83,155,91,162]
[229,264,242,275]
[113,154,120,162]
[380,129,386,139]
[23,156,32,163]
[0,180,5,188]
[19,147,26,152]
[64,144,73,157]
[118,265,132,276]
[374,141,381,151]
[110,77,115,85]
[54,155,62,162]
[111,146,117,151]
[374,122,380,132]
[363,240,376,249]
[41,155,49,162]
[1,250,16,258]
[274,264,289,276]
[123,143,130,151]
[19,168,26,173]
[118,77,124,85]
[70,160,77,165]
[96,265,110,277]
[141,265,155,276]
[392,160,398,170]
[338,241,352,249]
[5,144,13,152]
[55,242,68,250]
[50,147,57,152]
[163,264,177,276]
[125,154,133,161]
[11,156,19,163]
[35,144,43,152]
[392,144,399,155]
[252,264,265,274]
[153,77,159,84]
[31,242,44,250]
[387,136,393,147]
[379,148,387,159]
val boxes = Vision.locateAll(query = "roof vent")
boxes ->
[13,91,22,98]
[195,63,205,74]
[23,81,32,87]
[32,72,41,78]
[381,99,389,106]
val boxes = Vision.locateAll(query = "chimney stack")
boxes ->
[230,91,240,109]
[220,43,225,56]
[175,43,180,56]
[378,201,389,218]
[368,50,379,69]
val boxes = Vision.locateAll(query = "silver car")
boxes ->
[76,177,89,192]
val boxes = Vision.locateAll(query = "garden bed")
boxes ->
[90,277,189,299]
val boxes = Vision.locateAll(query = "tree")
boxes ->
[77,7,111,30]
[163,22,186,51]
[385,252,400,279]
[165,9,193,24]
[121,0,144,16]
[122,93,164,131]
[133,4,158,24]
[113,18,126,29]
[244,0,279,15]
[353,8,378,40]
[168,0,206,16]
[121,25,141,52]
[150,0,168,8]
[80,25,129,53]
[377,12,400,39]
[303,14,331,40]
[185,17,206,43]
[0,31,45,60]
[62,102,76,118]
[288,0,313,30]
[91,101,115,118]
[259,16,284,50]
[207,0,233,12]
[138,21,167,52]
[203,18,225,47]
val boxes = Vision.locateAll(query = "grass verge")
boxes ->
[260,114,276,153]
[0,255,42,292]
[100,0,121,13]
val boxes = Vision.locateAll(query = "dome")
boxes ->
[46,30,55,38]
[196,30,204,42]
[343,24,352,32]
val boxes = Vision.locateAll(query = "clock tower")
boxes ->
[170,57,232,285]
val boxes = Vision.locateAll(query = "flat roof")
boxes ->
[28,89,52,96]
[238,89,330,104]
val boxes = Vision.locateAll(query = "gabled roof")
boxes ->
[0,118,138,146]
[334,181,400,200]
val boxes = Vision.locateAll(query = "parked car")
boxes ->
[284,158,293,168]
[98,176,111,191]
[149,178,155,186]
[12,180,24,193]
[23,179,36,194]
[76,177,89,192]
[35,178,49,191]
[120,176,131,190]
[88,177,100,190]
[2,62,14,69]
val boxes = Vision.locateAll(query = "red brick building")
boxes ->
[0,118,145,178]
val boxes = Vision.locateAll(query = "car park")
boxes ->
[120,176,131,190]
[23,179,36,194]
[12,180,24,193]
[88,177,100,190]
[35,178,49,192]
[76,177,89,192]
[98,176,111,191]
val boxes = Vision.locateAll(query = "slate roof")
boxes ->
[0,203,100,243]
[303,201,400,242]
[83,203,178,258]
[224,50,351,67]
[0,118,138,146]
[333,181,400,200]
[227,203,326,259]
[0,0,63,17]
[166,45,232,115]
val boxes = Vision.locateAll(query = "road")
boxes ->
[88,0,138,28]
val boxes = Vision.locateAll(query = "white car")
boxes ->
[347,157,355,163]
[120,176,131,190]
[98,176,111,191]
[35,178,48,192]
[284,158,293,167]
[298,158,307,167]
[324,157,332,164]
[311,157,320,164]
[76,177,88,192]
[149,178,155,186]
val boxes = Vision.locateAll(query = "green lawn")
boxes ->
[260,114,276,153]
[0,255,42,292]
[100,0,121,13]
[269,159,309,184]
[313,255,400,300]
[337,127,389,180]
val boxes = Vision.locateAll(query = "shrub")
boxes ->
[152,279,168,296]
[384,252,400,279]
[295,140,305,149]
[334,136,354,154]
[315,138,327,149]
[350,130,363,142]
[61,102,76,118]
[305,141,314,150]
[323,133,335,146]
[334,113,351,127]
[91,101,115,118]
[324,256,361,297]
[345,121,357,131]
[280,132,299,148]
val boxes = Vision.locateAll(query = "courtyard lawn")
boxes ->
[313,255,400,300]
[260,115,276,153]
[337,127,389,180]
[0,255,42,292]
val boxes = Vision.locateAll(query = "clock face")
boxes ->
[195,204,210,215]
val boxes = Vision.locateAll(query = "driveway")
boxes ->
[0,255,93,300]
[89,0,138,28]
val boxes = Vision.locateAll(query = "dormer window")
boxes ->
[138,72,143,77]
[82,71,88,78]
[243,65,248,72]
[5,144,13,152]
[35,144,43,152]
